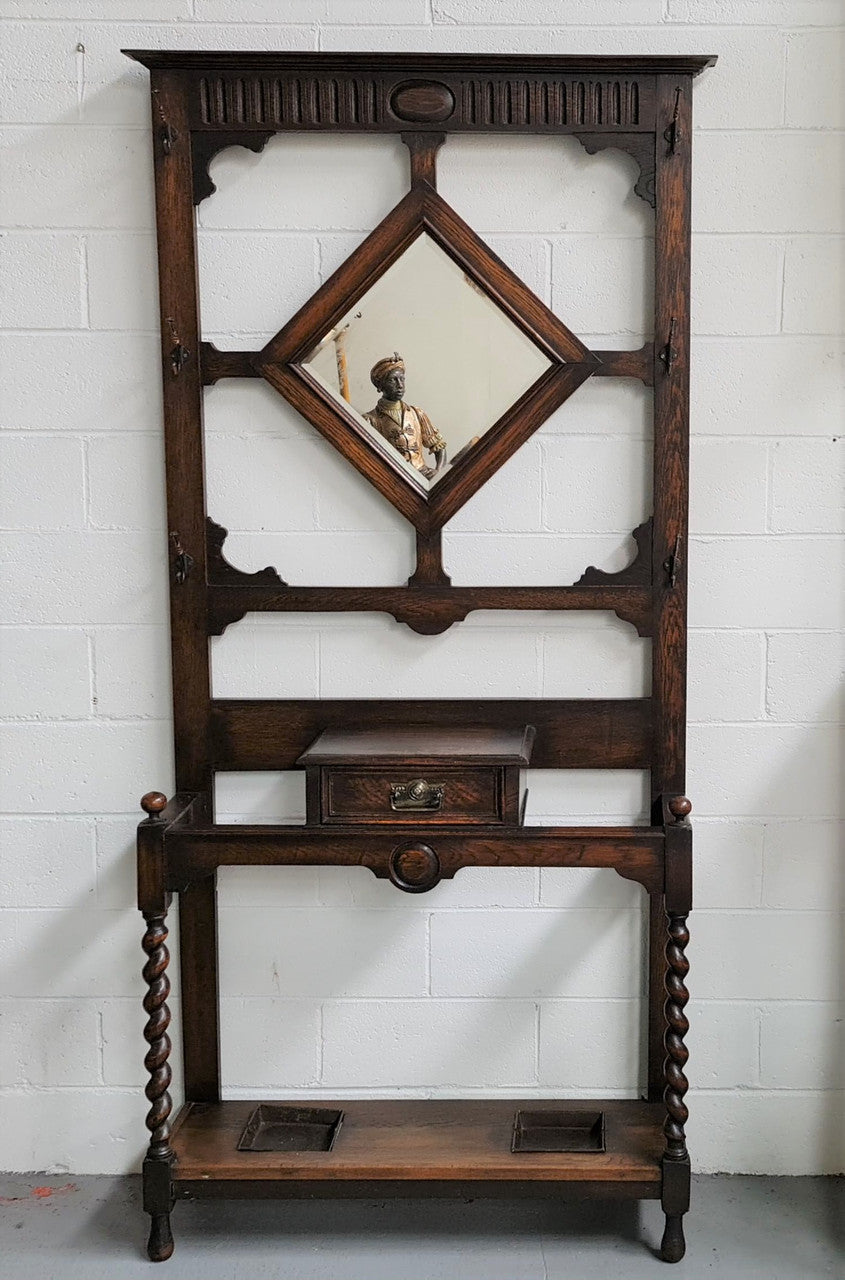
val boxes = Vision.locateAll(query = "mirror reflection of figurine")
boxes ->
[363,354,447,480]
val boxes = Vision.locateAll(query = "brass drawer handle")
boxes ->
[390,779,444,812]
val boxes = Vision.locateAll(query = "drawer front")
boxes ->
[321,767,503,824]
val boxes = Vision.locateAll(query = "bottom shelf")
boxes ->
[171,1098,664,1199]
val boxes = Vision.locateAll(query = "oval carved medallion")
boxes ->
[390,80,455,123]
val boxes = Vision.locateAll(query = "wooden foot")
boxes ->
[660,1213,686,1263]
[147,1212,174,1262]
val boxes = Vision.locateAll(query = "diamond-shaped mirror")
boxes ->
[256,187,598,531]
[301,233,554,490]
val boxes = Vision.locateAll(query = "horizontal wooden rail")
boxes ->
[207,585,654,638]
[165,822,664,893]
[201,344,653,387]
[209,698,653,771]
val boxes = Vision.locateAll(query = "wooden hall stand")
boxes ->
[128,50,716,1264]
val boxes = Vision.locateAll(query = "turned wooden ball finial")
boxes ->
[668,796,692,822]
[141,791,168,820]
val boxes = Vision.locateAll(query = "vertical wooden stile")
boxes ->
[149,70,220,1103]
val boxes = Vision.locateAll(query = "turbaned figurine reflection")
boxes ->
[363,354,447,480]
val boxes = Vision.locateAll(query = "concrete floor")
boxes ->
[1,1175,842,1279]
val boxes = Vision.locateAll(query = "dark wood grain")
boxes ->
[573,131,656,207]
[651,76,692,804]
[149,71,212,795]
[592,344,655,384]
[255,184,598,533]
[199,343,256,385]
[191,129,272,204]
[660,913,691,1262]
[201,342,654,387]
[647,894,667,1102]
[130,48,712,1261]
[301,728,533,828]
[576,519,652,588]
[402,131,445,187]
[123,52,716,146]
[141,911,175,1261]
[210,698,652,771]
[206,517,285,588]
[178,877,220,1104]
[207,584,655,638]
[299,726,535,763]
[137,790,199,914]
[126,52,717,75]
[323,768,502,825]
[170,1098,665,1185]
[407,528,451,587]
[165,824,663,895]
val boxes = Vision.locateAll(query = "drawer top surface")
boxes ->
[298,725,535,767]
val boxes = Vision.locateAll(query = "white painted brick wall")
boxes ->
[0,1,842,1180]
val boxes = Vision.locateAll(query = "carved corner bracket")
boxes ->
[206,517,286,588]
[192,130,275,205]
[572,132,656,208]
[576,518,653,589]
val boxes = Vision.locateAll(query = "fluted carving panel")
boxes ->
[197,76,381,127]
[186,72,655,132]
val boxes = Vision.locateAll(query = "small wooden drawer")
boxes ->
[299,726,534,827]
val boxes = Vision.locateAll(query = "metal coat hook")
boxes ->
[152,87,178,155]
[169,532,194,585]
[663,535,682,588]
[659,317,678,373]
[166,318,190,377]
[664,87,682,154]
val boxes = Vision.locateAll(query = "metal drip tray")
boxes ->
[512,1109,606,1153]
[237,1105,344,1153]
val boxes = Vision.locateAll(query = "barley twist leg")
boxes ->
[142,913,175,1262]
[660,913,690,1263]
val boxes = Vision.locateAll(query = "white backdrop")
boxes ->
[0,0,843,1177]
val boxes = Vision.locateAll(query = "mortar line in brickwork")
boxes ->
[756,1008,765,1086]
[81,441,93,528]
[0,715,171,725]
[425,913,431,996]
[0,624,166,631]
[690,533,843,542]
[84,631,96,716]
[777,243,788,332]
[781,32,791,128]
[1,123,148,132]
[687,717,826,727]
[76,238,88,329]
[95,1009,105,1086]
[0,1086,150,1097]
[217,906,643,916]
[765,440,776,533]
[231,997,641,1006]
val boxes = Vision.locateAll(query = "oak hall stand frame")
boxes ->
[128,51,715,1264]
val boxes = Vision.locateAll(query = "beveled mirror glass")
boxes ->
[300,233,553,489]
